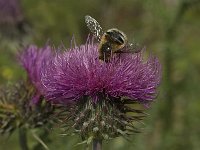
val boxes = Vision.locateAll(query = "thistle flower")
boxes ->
[0,81,54,135]
[0,45,54,149]
[0,0,23,25]
[20,45,53,104]
[41,38,161,144]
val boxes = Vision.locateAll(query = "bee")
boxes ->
[85,15,140,62]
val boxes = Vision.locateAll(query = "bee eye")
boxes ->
[106,30,125,45]
[116,36,124,44]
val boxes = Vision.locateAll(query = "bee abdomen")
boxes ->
[98,42,112,62]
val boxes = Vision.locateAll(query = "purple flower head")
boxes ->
[41,37,161,142]
[0,0,23,25]
[42,39,161,105]
[20,45,53,104]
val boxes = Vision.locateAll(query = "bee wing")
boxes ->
[127,42,142,53]
[116,42,142,54]
[85,15,103,42]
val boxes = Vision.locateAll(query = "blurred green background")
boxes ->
[0,0,200,149]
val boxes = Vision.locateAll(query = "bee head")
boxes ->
[105,28,127,45]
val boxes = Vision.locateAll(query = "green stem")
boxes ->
[18,128,29,150]
[92,139,102,150]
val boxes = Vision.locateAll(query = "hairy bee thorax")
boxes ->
[98,28,128,62]
[85,15,139,62]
